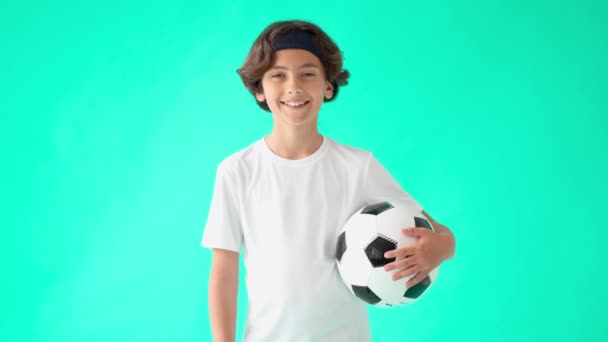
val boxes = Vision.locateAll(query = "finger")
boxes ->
[384,246,415,259]
[402,227,426,237]
[384,255,416,271]
[406,271,428,288]
[392,265,420,281]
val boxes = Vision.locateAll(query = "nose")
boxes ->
[286,77,303,95]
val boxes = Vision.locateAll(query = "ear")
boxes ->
[324,81,334,100]
[255,92,266,102]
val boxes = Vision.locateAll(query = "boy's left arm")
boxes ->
[383,210,456,288]
[422,210,455,259]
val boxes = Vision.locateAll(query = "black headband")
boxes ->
[271,30,323,62]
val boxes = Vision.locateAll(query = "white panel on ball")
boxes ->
[337,248,373,287]
[367,266,408,305]
[343,209,377,252]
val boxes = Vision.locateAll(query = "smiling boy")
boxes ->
[202,20,455,342]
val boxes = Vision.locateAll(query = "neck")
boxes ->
[265,127,323,160]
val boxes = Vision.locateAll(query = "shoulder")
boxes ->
[325,136,373,165]
[215,139,261,175]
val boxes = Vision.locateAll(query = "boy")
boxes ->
[202,20,455,342]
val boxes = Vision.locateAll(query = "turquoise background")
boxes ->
[3,1,607,341]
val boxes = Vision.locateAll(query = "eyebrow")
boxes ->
[268,63,321,70]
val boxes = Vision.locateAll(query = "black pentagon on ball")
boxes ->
[404,275,432,299]
[361,201,394,216]
[352,285,381,305]
[365,235,397,268]
[414,216,433,231]
[335,231,347,262]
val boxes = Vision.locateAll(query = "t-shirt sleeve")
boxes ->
[362,153,423,212]
[201,161,243,252]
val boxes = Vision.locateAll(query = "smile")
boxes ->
[281,100,310,109]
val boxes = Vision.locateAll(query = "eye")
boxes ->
[271,73,284,79]
[303,72,316,77]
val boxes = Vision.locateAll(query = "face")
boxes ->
[256,49,334,128]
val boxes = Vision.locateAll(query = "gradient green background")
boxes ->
[3,1,607,341]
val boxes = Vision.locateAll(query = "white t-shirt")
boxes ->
[201,135,423,342]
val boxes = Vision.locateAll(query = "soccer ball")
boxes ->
[335,200,439,307]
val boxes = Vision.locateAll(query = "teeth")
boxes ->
[285,101,306,107]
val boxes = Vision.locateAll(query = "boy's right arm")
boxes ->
[208,248,239,342]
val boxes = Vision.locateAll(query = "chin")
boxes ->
[282,112,318,126]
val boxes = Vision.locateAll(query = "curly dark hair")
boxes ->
[236,20,350,111]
